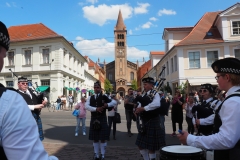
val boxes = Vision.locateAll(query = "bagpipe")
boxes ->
[137,66,166,105]
[9,69,45,104]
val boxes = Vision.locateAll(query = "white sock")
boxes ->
[93,143,99,157]
[100,143,106,156]
[149,153,156,159]
[140,149,149,160]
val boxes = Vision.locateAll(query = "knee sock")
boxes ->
[149,153,156,159]
[140,149,149,160]
[100,143,107,157]
[93,143,99,158]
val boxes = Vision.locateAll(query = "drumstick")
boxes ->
[178,129,184,135]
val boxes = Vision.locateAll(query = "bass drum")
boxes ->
[160,145,205,160]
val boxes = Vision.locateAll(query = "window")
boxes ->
[207,51,218,67]
[174,55,177,71]
[232,21,240,35]
[235,49,240,60]
[166,61,169,75]
[130,72,134,80]
[42,49,49,64]
[189,51,200,68]
[162,65,165,77]
[41,80,50,86]
[171,58,174,73]
[25,50,31,65]
[8,51,14,65]
[6,81,13,87]
[108,73,112,81]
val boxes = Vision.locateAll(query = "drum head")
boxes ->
[161,145,202,154]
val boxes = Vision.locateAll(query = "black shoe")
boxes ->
[128,132,132,137]
[99,154,104,160]
[93,154,99,160]
[113,135,116,140]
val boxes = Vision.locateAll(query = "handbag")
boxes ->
[72,109,80,117]
[114,112,121,123]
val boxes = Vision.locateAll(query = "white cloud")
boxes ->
[78,2,85,6]
[82,4,133,26]
[76,36,84,41]
[86,0,98,4]
[141,22,153,29]
[75,37,148,61]
[129,29,133,35]
[134,2,150,14]
[158,8,176,16]
[6,2,11,7]
[149,17,157,21]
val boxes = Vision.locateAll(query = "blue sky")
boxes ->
[0,0,239,64]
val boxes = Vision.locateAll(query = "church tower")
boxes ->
[114,10,127,81]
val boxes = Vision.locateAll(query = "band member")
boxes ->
[0,21,58,160]
[134,77,165,160]
[85,81,117,160]
[17,77,47,141]
[178,57,240,160]
[191,83,215,136]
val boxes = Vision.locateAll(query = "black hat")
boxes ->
[142,77,155,84]
[94,81,101,87]
[211,57,240,75]
[200,83,214,93]
[0,21,10,51]
[18,76,28,82]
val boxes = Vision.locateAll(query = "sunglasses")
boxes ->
[199,89,207,93]
[94,87,100,89]
[21,82,28,85]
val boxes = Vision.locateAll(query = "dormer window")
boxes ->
[206,32,213,36]
[232,21,240,35]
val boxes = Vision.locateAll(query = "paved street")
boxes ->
[41,103,188,159]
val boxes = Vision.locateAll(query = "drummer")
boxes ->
[178,57,240,160]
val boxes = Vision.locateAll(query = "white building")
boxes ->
[0,23,97,102]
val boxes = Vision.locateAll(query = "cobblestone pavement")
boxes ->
[43,142,160,160]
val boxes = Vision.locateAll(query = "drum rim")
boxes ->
[160,144,203,155]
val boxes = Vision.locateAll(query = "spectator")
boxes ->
[171,90,184,137]
[68,94,74,111]
[74,97,87,136]
[108,93,121,140]
[61,95,67,110]
[124,88,135,137]
[56,96,61,111]
[185,96,195,134]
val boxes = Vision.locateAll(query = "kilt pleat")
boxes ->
[32,113,44,141]
[89,116,109,141]
[135,116,165,151]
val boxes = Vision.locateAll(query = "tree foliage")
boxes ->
[163,82,172,94]
[104,79,113,93]
[131,79,138,90]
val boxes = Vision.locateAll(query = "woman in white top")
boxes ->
[185,96,195,134]
[108,94,121,140]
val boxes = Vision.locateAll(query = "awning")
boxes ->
[36,86,49,92]
[187,78,217,86]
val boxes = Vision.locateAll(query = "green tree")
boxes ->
[131,79,138,90]
[163,82,172,94]
[177,81,187,95]
[104,79,113,93]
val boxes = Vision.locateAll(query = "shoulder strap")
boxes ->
[216,91,240,114]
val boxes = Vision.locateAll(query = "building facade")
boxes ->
[0,23,97,102]
[144,3,240,94]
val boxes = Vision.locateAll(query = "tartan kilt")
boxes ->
[135,116,165,151]
[89,116,109,141]
[32,112,44,141]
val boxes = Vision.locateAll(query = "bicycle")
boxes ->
[45,101,57,112]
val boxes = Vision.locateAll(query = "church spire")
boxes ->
[115,10,126,30]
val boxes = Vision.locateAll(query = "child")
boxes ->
[74,97,87,136]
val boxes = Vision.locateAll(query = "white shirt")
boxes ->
[18,89,36,110]
[0,89,58,160]
[142,90,161,111]
[108,99,121,117]
[85,94,118,112]
[187,86,240,150]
